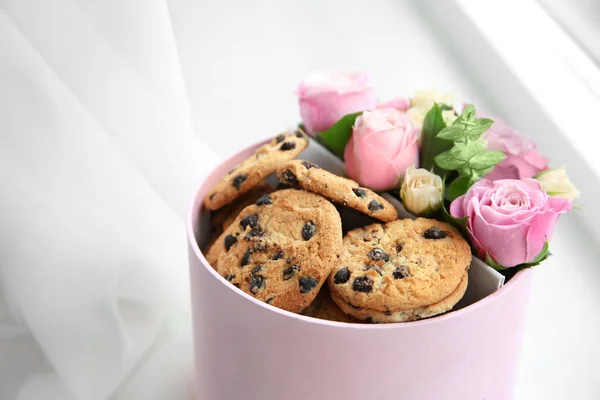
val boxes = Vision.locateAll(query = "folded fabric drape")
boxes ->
[0,1,218,399]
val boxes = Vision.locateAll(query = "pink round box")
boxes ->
[187,139,533,400]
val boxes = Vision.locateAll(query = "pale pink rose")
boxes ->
[450,179,572,268]
[297,71,378,136]
[344,108,419,191]
[483,117,548,180]
[377,97,410,112]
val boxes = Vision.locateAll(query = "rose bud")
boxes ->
[344,108,419,191]
[297,71,377,136]
[450,178,572,267]
[535,167,580,200]
[400,165,443,216]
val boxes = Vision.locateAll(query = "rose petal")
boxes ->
[344,136,360,182]
[450,195,467,219]
[471,214,530,267]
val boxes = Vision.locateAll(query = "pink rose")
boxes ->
[344,108,419,191]
[482,117,548,180]
[297,71,378,136]
[450,179,572,267]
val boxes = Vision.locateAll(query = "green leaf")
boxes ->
[471,165,495,178]
[436,124,465,141]
[469,151,506,170]
[456,104,476,123]
[449,142,485,162]
[486,253,508,271]
[447,176,474,201]
[316,112,362,158]
[465,118,494,139]
[435,103,505,205]
[521,240,551,267]
[486,240,551,272]
[441,201,470,240]
[435,151,466,170]
[419,104,453,174]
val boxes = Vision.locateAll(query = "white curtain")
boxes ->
[0,1,219,399]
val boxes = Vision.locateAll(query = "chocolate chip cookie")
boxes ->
[330,272,468,322]
[221,183,274,231]
[276,160,398,222]
[203,131,308,211]
[204,183,274,266]
[303,287,356,323]
[328,218,471,313]
[215,189,343,313]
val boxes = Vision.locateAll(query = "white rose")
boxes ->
[406,107,426,128]
[411,89,455,110]
[400,165,444,216]
[535,167,580,200]
[406,88,456,128]
[441,110,457,126]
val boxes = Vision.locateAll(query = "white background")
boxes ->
[1,0,599,399]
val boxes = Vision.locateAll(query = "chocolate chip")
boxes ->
[368,248,389,262]
[276,182,293,190]
[275,134,286,143]
[393,266,409,279]
[286,258,292,264]
[295,131,305,138]
[365,317,374,323]
[363,266,384,276]
[224,274,235,281]
[299,276,318,294]
[396,243,404,253]
[233,283,240,288]
[266,296,275,304]
[224,234,237,251]
[241,249,252,266]
[333,267,350,284]
[253,243,269,252]
[240,214,259,230]
[302,221,316,240]
[256,194,272,206]
[209,192,216,200]
[272,251,283,260]
[283,265,299,280]
[424,226,447,239]
[245,227,264,239]
[368,200,384,211]
[251,265,264,276]
[301,161,319,169]
[249,275,266,294]
[232,174,247,190]
[384,310,392,316]
[280,141,296,151]
[352,188,366,198]
[279,170,298,185]
[352,276,373,293]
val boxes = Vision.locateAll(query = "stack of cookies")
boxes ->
[202,131,472,323]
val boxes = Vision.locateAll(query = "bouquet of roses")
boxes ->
[297,71,579,272]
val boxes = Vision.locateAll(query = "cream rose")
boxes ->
[406,89,456,128]
[411,89,455,110]
[535,167,580,200]
[400,165,444,216]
